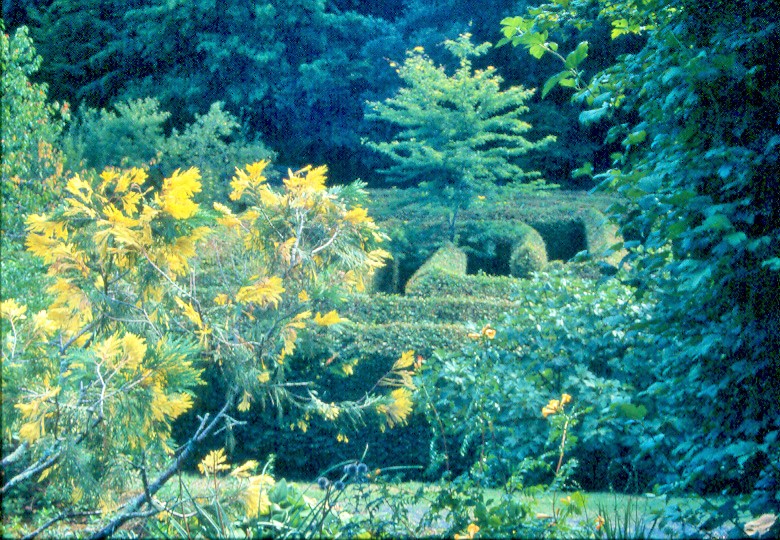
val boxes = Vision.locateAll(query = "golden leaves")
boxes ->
[1,298,27,321]
[155,168,201,219]
[198,448,231,475]
[242,474,275,517]
[236,276,285,307]
[314,310,342,326]
[377,388,413,429]
[174,297,203,328]
[238,391,252,412]
[284,165,328,193]
[151,388,194,422]
[230,160,270,202]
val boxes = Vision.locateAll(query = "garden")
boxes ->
[2,0,779,538]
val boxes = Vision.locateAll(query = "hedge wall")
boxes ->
[342,293,519,326]
[404,243,467,294]
[405,268,536,299]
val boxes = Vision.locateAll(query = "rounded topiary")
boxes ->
[509,225,548,278]
[404,243,467,294]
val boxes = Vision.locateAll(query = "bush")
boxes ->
[417,265,660,490]
[342,294,518,326]
[404,243,467,294]
[64,99,275,203]
[405,268,532,298]
[510,224,548,277]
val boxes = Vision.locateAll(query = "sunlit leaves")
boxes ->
[155,168,202,219]
[314,310,342,326]
[236,276,285,308]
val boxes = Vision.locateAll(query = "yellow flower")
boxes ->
[561,393,572,405]
[454,523,480,539]
[595,515,606,531]
[413,46,425,52]
[542,399,561,418]
[484,328,496,340]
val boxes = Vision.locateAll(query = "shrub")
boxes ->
[510,224,548,277]
[64,99,275,203]
[404,243,467,294]
[1,162,408,537]
[405,268,532,298]
[1,25,66,245]
[342,294,518,326]
[417,265,659,490]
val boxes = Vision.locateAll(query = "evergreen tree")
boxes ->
[365,33,555,239]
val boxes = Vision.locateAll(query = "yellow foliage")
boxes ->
[314,310,342,326]
[238,391,252,412]
[230,160,270,201]
[236,276,285,307]
[198,448,231,475]
[377,388,413,428]
[284,165,328,193]
[151,388,193,422]
[230,460,259,478]
[343,205,371,225]
[393,350,415,370]
[174,297,203,328]
[1,298,27,321]
[155,168,201,219]
[242,474,275,517]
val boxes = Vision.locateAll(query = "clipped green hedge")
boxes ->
[405,268,536,299]
[510,224,548,277]
[404,243,467,294]
[342,293,518,326]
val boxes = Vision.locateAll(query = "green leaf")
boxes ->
[564,41,589,69]
[572,161,594,178]
[579,105,609,125]
[542,71,573,98]
[625,130,647,145]
[614,402,648,420]
[701,214,732,231]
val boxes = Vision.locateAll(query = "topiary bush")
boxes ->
[403,243,467,294]
[510,224,549,277]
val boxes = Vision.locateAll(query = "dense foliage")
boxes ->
[503,0,780,519]
[2,0,780,537]
[365,34,554,238]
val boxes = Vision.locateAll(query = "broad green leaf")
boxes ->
[564,41,589,69]
[579,105,609,125]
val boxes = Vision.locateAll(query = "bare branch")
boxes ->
[87,392,236,539]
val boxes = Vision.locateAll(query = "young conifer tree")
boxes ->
[365,33,555,240]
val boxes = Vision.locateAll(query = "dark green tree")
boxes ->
[365,33,555,239]
[503,0,780,522]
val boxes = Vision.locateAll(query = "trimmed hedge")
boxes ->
[510,225,548,277]
[405,268,536,299]
[404,243,467,294]
[342,293,519,326]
